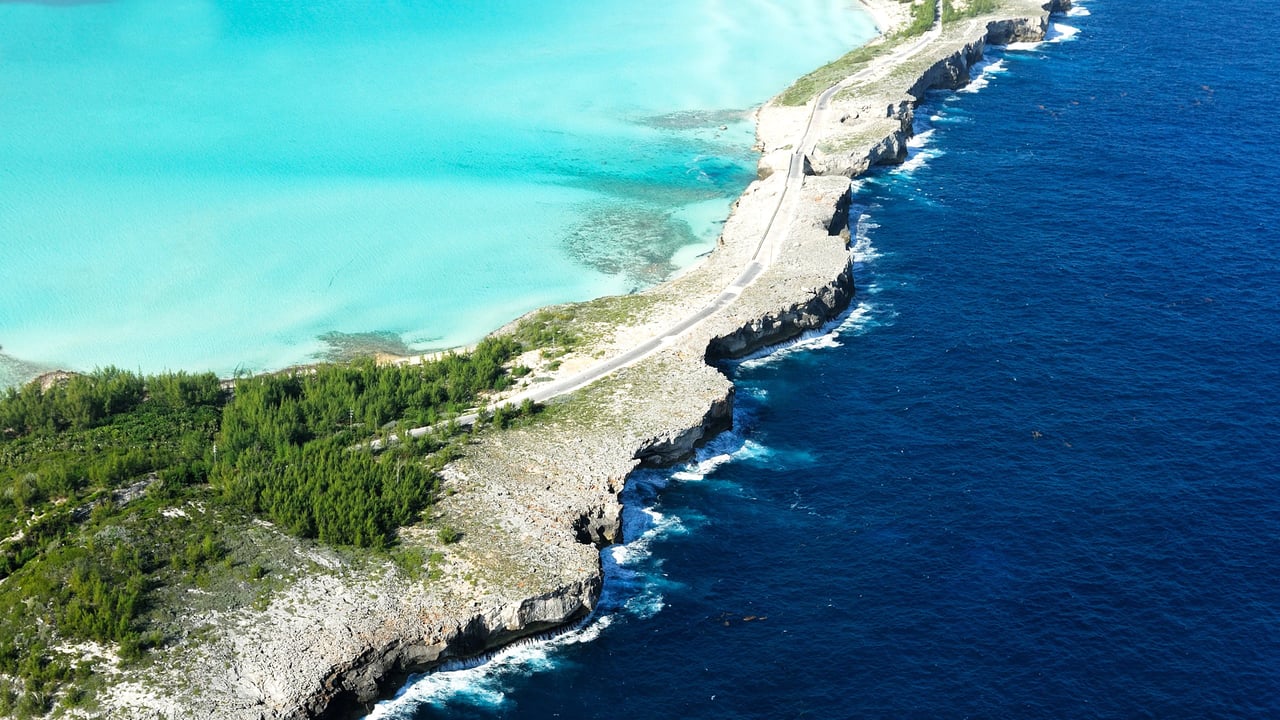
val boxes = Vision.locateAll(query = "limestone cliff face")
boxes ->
[701,171,859,362]
[809,41,991,179]
[705,271,855,360]
[909,40,988,98]
[977,0,1070,44]
[812,103,913,177]
[807,0,1067,180]
[98,5,1059,718]
[304,576,601,720]
[632,387,734,465]
[987,0,1072,43]
[985,16,1049,45]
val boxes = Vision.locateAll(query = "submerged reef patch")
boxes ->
[563,203,701,287]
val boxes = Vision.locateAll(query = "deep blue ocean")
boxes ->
[366,1,1280,717]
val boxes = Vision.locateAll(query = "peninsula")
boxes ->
[0,1,1070,716]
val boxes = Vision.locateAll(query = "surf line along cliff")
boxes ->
[97,2,1069,718]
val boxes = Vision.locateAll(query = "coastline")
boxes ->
[857,0,906,35]
[46,1,1071,716]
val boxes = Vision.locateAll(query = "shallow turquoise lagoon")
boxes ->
[0,0,875,385]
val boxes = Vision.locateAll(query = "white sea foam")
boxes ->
[982,58,1007,73]
[734,302,876,370]
[1067,5,1091,17]
[725,440,813,470]
[670,452,734,481]
[959,58,1008,94]
[732,221,894,362]
[366,613,612,719]
[906,128,936,148]
[851,212,881,264]
[1047,22,1080,42]
[370,476,688,717]
[928,109,974,124]
[602,546,669,619]
[731,439,776,463]
[893,146,942,174]
[616,498,691,559]
[622,586,667,619]
[886,124,942,174]
[1009,20,1081,50]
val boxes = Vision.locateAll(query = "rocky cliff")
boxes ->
[97,2,1060,717]
[706,175,859,360]
[306,576,601,720]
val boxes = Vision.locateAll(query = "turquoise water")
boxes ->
[366,3,1280,718]
[0,0,876,386]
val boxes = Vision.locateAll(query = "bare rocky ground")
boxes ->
[90,2,1063,717]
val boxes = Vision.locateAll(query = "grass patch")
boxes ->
[942,0,998,22]
[509,308,584,353]
[777,39,900,107]
[775,0,938,107]
[508,293,662,351]
[892,0,939,39]
[816,120,903,156]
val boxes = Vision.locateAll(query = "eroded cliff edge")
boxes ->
[100,3,1067,717]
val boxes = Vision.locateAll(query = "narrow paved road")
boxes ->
[405,4,952,437]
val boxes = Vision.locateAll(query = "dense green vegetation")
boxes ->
[0,370,223,716]
[894,0,939,39]
[509,308,584,357]
[0,338,531,715]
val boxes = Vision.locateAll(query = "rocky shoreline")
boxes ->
[98,2,1068,717]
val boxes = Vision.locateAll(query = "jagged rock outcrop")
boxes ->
[987,0,1071,44]
[909,40,987,97]
[632,388,734,465]
[304,575,601,720]
[986,16,1049,44]
[703,173,859,359]
[95,3,1060,717]
[706,273,854,359]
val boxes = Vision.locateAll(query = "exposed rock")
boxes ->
[304,576,600,720]
[706,276,853,359]
[95,3,1058,717]
[633,387,734,465]
[986,16,1050,45]
[34,370,77,391]
[908,42,986,97]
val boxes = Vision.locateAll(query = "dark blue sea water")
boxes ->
[374,2,1280,717]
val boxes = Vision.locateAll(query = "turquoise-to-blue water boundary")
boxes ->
[0,0,877,387]
[368,1,1280,718]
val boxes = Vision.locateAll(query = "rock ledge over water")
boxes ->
[99,3,1063,717]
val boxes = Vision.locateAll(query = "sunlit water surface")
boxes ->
[370,2,1280,718]
[0,0,876,384]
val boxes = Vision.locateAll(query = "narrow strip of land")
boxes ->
[408,2,955,434]
[94,3,1063,716]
